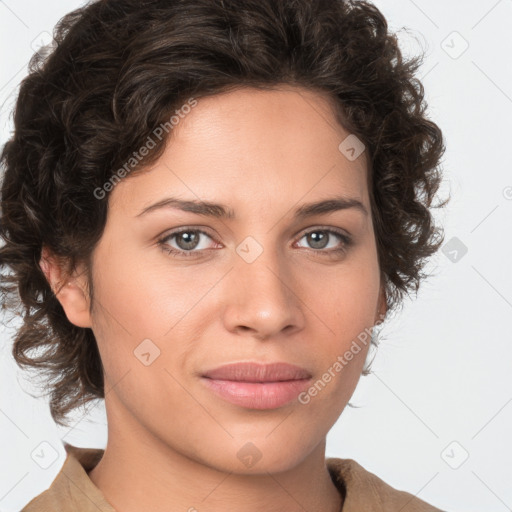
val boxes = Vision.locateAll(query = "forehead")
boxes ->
[109,86,369,217]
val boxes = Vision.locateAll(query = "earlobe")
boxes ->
[39,245,93,328]
[375,286,388,324]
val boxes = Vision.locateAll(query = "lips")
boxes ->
[201,362,312,382]
[200,362,312,409]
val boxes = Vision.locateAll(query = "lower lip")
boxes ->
[201,377,311,409]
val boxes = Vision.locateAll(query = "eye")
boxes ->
[294,227,352,255]
[157,226,352,259]
[158,228,220,258]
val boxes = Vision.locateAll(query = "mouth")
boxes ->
[201,362,312,409]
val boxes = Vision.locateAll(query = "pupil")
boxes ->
[308,231,328,249]
[178,232,199,250]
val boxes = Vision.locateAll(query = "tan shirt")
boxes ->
[22,442,444,511]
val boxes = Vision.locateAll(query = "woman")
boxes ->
[0,0,447,510]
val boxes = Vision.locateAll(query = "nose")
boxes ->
[221,241,306,341]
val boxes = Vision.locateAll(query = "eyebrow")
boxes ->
[135,195,368,219]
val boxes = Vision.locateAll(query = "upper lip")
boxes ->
[202,362,312,382]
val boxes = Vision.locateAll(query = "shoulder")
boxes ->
[21,443,114,512]
[326,457,446,512]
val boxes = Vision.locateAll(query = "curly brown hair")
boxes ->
[0,0,447,427]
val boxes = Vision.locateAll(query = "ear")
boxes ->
[39,245,93,328]
[375,283,388,324]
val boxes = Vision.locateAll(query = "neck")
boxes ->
[88,398,343,512]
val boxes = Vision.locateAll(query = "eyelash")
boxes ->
[157,226,353,259]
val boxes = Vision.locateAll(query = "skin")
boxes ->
[40,85,387,512]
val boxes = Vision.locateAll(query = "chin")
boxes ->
[197,434,319,476]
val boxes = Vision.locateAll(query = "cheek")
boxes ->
[297,254,379,397]
[88,252,222,383]
[90,244,215,339]
[304,259,380,334]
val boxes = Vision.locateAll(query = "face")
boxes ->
[44,86,386,474]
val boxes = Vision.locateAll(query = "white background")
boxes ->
[1,1,511,511]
